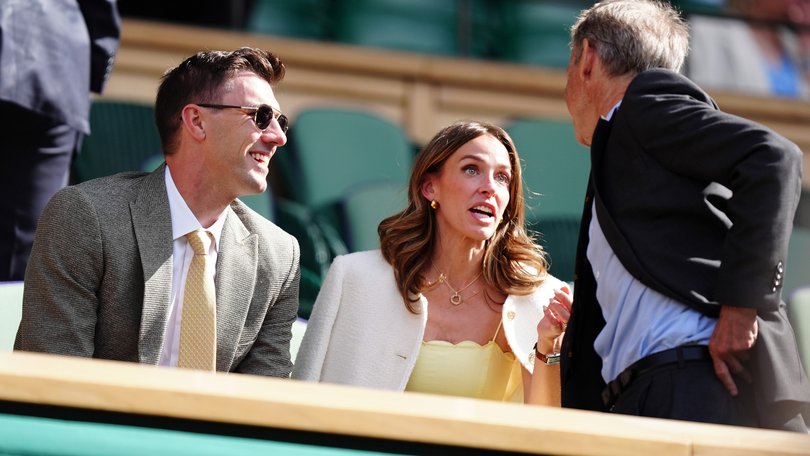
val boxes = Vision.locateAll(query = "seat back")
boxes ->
[339,181,409,252]
[495,1,586,68]
[281,107,413,210]
[506,118,589,281]
[0,282,24,352]
[244,0,332,41]
[507,118,590,218]
[334,0,459,55]
[788,287,810,379]
[73,101,162,182]
[785,226,810,302]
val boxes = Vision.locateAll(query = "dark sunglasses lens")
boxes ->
[255,106,273,130]
[255,105,288,132]
[278,115,289,132]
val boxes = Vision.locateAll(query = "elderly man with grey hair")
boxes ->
[560,0,810,431]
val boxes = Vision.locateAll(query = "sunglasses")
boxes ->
[197,103,289,133]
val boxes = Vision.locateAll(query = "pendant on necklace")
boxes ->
[450,293,462,305]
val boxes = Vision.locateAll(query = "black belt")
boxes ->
[601,345,712,409]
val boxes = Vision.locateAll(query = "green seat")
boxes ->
[278,107,413,244]
[528,216,581,283]
[788,287,810,379]
[495,1,586,69]
[140,154,165,173]
[507,118,589,218]
[244,0,332,41]
[73,100,162,183]
[785,226,810,302]
[274,108,414,306]
[670,0,727,15]
[506,117,589,281]
[334,0,459,56]
[338,181,409,252]
[0,281,23,352]
[282,108,413,209]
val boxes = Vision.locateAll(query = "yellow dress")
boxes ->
[405,321,524,402]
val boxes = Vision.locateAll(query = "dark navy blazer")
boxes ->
[561,69,810,425]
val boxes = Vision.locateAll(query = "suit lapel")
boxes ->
[131,166,174,365]
[215,206,258,371]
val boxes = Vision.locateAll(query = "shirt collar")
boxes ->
[602,100,622,121]
[164,166,227,251]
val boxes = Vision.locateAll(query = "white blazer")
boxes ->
[292,250,566,390]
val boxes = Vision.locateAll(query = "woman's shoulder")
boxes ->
[333,249,389,269]
[329,249,394,283]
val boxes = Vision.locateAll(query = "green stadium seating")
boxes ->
[788,287,810,379]
[506,118,589,217]
[785,226,810,302]
[506,117,589,281]
[494,1,586,69]
[73,100,162,182]
[334,0,459,56]
[244,0,333,41]
[670,0,727,15]
[338,181,409,252]
[281,107,413,209]
[278,107,413,257]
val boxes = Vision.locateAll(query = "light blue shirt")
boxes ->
[588,206,716,383]
[587,102,715,383]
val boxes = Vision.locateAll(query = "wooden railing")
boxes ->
[106,19,810,186]
[0,351,808,455]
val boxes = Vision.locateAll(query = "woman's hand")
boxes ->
[536,286,572,354]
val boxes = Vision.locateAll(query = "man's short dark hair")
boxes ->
[155,47,285,155]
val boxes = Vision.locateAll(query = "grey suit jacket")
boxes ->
[15,166,300,377]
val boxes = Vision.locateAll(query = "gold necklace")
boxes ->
[432,265,483,306]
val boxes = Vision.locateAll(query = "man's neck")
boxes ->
[166,162,231,228]
[596,73,635,119]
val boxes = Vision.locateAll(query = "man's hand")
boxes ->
[708,305,758,396]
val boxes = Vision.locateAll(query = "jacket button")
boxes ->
[507,311,516,320]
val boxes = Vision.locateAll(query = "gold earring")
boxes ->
[430,200,438,210]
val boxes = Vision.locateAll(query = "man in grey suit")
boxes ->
[0,0,120,281]
[15,48,300,377]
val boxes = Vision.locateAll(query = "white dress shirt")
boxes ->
[158,166,226,367]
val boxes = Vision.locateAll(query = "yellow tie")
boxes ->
[178,229,217,371]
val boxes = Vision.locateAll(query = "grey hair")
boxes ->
[570,0,690,76]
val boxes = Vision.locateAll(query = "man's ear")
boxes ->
[420,174,436,202]
[577,38,597,81]
[180,105,206,141]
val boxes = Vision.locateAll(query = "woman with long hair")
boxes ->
[293,120,571,404]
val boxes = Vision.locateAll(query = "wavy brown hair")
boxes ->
[379,121,548,313]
